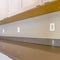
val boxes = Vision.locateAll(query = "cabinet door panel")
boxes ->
[0,0,8,20]
[19,0,38,13]
[22,0,37,8]
[8,0,21,17]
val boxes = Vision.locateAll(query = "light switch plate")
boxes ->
[50,23,55,31]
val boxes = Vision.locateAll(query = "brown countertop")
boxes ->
[0,40,60,60]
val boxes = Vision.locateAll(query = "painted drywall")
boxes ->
[0,14,49,38]
[0,11,60,39]
[48,11,60,39]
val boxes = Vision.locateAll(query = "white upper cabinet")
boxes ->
[8,0,56,17]
[0,0,56,20]
[8,0,38,17]
[8,0,21,17]
[20,0,37,12]
[0,0,40,20]
[0,0,8,20]
[22,0,37,8]
[0,0,39,19]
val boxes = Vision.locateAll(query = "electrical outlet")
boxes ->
[50,23,55,31]
[52,40,55,46]
[17,27,20,32]
[2,28,5,33]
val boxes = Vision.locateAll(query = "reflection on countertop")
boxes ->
[0,40,60,60]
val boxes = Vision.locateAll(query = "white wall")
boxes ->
[48,11,60,39]
[0,11,60,39]
[0,13,49,38]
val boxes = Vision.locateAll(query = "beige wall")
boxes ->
[48,11,60,39]
[0,11,60,39]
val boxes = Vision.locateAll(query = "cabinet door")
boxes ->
[20,0,37,12]
[8,0,38,17]
[22,0,37,8]
[0,0,8,20]
[8,0,21,17]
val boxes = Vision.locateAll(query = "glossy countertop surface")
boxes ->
[0,40,60,60]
